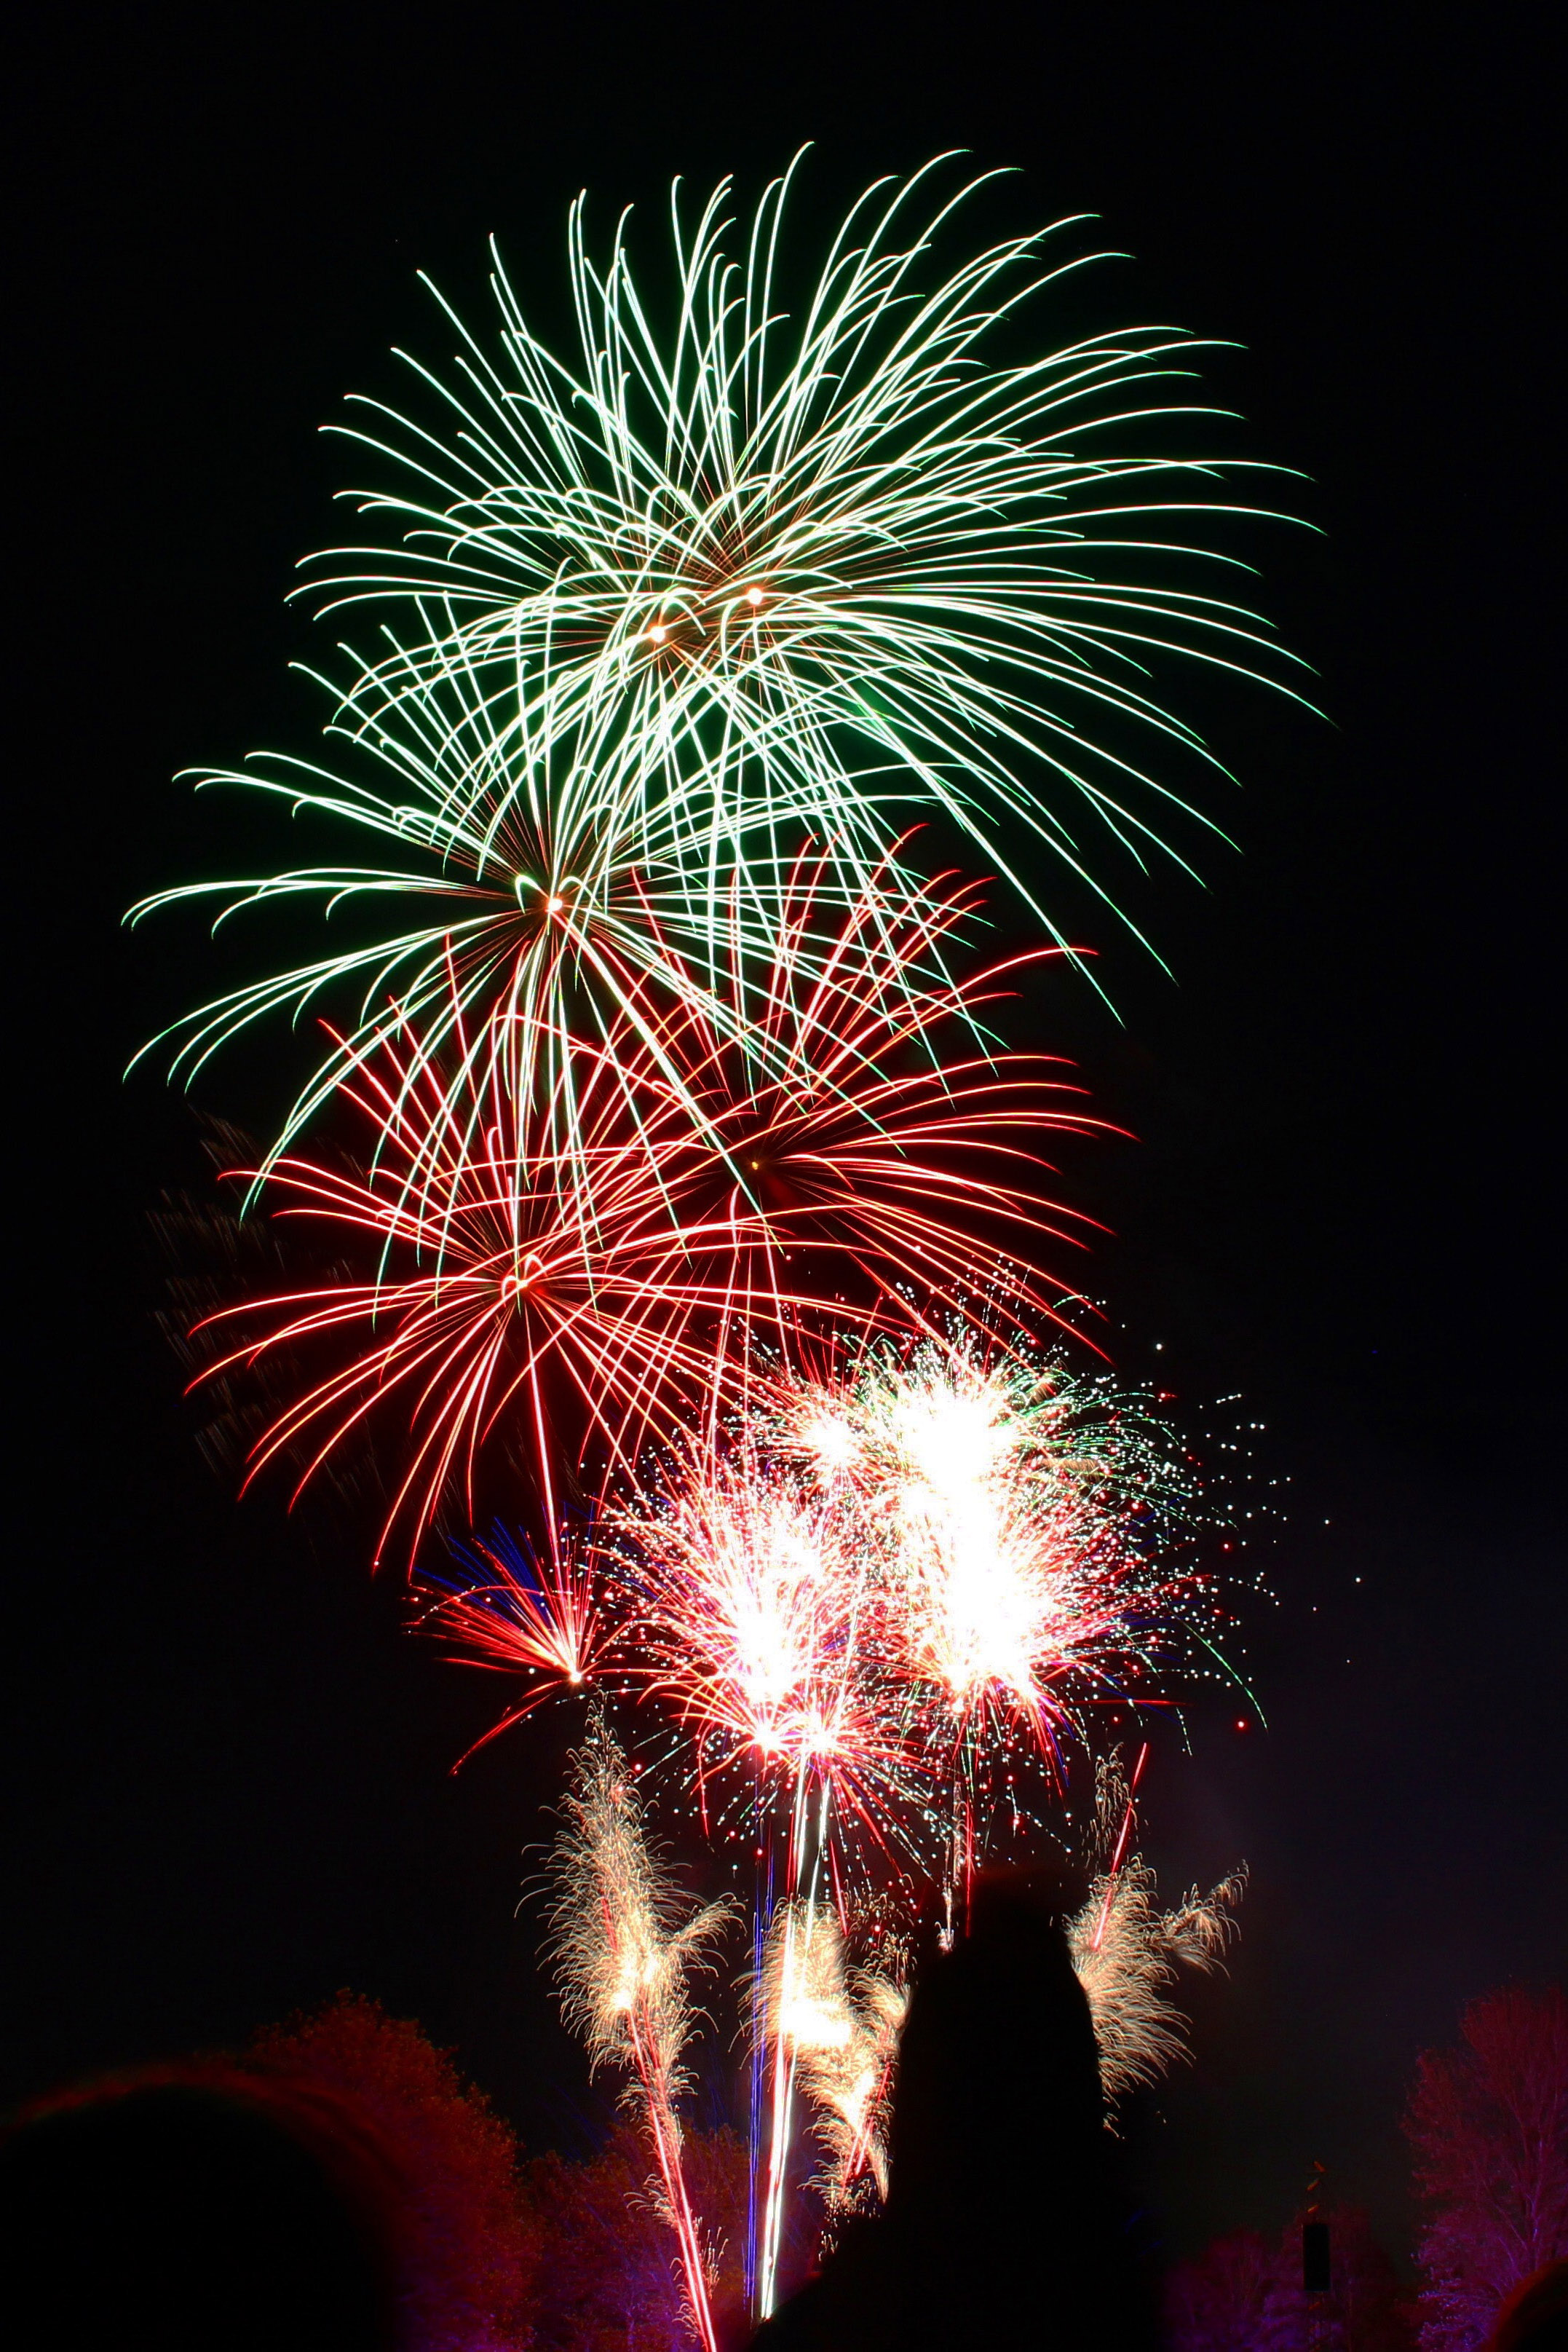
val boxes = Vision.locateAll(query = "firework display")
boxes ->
[131,154,1303,1188]
[184,863,1109,1565]
[613,1341,1216,1872]
[1066,1757,1247,2099]
[416,1525,601,1761]
[759,1898,907,2219]
[534,1338,1243,2316]
[137,156,1286,2337]
[547,1713,733,2349]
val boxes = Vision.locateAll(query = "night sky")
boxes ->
[8,0,1561,2276]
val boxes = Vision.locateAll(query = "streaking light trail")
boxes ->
[547,1713,734,2352]
[189,872,1103,1566]
[132,153,1308,1197]
[132,153,1294,2337]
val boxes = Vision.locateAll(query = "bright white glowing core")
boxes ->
[802,1412,858,1472]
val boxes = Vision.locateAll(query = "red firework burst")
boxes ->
[193,861,1104,1566]
[623,849,1106,1343]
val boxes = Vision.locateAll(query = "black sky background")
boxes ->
[7,0,1562,2275]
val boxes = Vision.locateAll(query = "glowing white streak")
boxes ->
[756,1771,834,2319]
[853,1344,1112,1733]
[761,1900,906,2214]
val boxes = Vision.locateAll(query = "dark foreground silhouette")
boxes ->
[751,1869,1156,2352]
[0,2070,403,2351]
[1491,2259,1568,2351]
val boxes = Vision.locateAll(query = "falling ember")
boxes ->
[1091,1740,1149,1952]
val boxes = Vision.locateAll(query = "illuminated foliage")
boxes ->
[1405,1984,1568,2351]
[246,1992,534,2351]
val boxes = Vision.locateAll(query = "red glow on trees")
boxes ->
[1403,1983,1568,2351]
